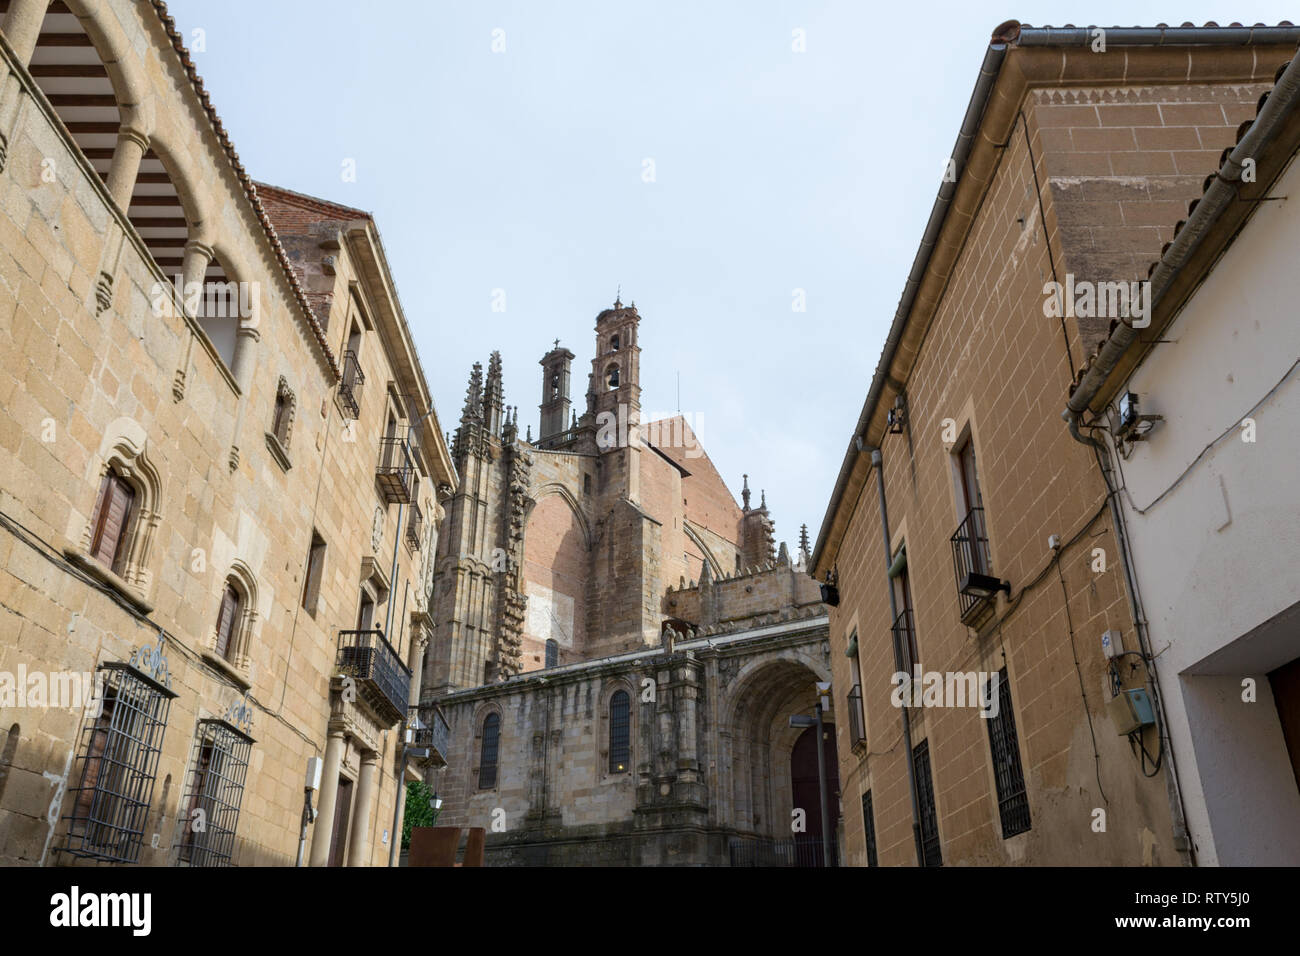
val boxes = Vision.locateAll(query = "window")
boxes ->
[950,435,996,622]
[847,628,866,746]
[214,583,241,661]
[89,471,135,575]
[478,713,500,789]
[545,639,558,668]
[913,740,942,867]
[302,532,326,614]
[61,652,177,864]
[609,690,631,773]
[610,334,620,352]
[605,364,619,389]
[550,373,560,399]
[357,589,376,632]
[891,559,919,681]
[985,667,1031,837]
[271,378,295,448]
[177,717,253,867]
[861,790,878,866]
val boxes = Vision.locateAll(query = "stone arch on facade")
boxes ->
[213,558,260,670]
[470,700,504,793]
[525,483,591,549]
[518,483,591,665]
[720,654,831,840]
[598,676,636,778]
[683,523,722,578]
[80,417,164,594]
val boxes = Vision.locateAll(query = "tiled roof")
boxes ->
[1068,56,1296,398]
[148,1,340,379]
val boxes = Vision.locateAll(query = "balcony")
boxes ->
[339,350,364,419]
[891,608,918,679]
[377,436,415,504]
[406,704,450,767]
[847,685,866,748]
[336,629,410,725]
[950,506,1004,626]
[406,501,423,550]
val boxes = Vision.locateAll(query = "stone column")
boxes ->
[345,750,380,867]
[181,240,214,312]
[2,0,48,67]
[308,728,346,867]
[227,323,261,470]
[106,127,149,212]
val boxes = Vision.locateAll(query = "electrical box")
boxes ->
[1107,688,1156,736]
[1101,629,1123,659]
[305,756,323,791]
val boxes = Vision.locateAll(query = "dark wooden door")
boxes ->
[328,776,353,867]
[790,723,841,865]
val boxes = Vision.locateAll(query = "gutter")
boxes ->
[812,21,1300,573]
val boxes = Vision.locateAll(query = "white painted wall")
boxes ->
[1110,150,1300,865]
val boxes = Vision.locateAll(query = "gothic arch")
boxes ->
[526,482,591,550]
[719,655,831,838]
[683,522,722,578]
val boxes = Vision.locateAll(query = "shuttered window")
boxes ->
[302,532,326,614]
[214,584,240,661]
[89,472,134,574]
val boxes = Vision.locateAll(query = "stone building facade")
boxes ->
[811,22,1300,867]
[424,302,835,864]
[0,0,454,866]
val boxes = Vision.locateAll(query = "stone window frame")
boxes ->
[202,561,258,689]
[472,702,504,792]
[68,424,164,613]
[598,678,636,780]
[265,376,295,471]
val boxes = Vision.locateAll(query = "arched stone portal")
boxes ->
[723,656,838,844]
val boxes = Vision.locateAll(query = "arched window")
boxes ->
[550,373,559,399]
[214,582,241,661]
[545,639,558,668]
[88,468,136,576]
[609,690,630,773]
[271,377,295,448]
[478,712,500,789]
[610,334,620,352]
[605,364,620,390]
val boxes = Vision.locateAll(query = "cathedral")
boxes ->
[422,299,836,865]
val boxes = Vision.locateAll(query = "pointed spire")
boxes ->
[700,561,712,585]
[571,409,577,429]
[741,474,751,510]
[777,542,791,567]
[461,362,484,423]
[760,489,767,511]
[799,523,811,556]
[525,424,532,443]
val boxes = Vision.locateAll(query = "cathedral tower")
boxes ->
[538,343,574,444]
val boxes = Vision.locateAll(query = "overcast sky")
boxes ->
[166,0,1294,553]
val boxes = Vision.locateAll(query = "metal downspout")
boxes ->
[873,448,925,866]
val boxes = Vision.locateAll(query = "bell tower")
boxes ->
[586,297,642,450]
[538,342,574,444]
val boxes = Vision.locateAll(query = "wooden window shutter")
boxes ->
[91,474,134,572]
[215,584,240,660]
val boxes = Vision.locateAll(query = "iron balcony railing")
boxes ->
[891,608,918,683]
[407,704,451,765]
[336,629,410,724]
[847,684,866,748]
[728,835,839,868]
[376,435,415,504]
[339,350,364,419]
[950,506,993,620]
[406,501,423,550]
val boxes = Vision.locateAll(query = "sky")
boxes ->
[165,0,1295,553]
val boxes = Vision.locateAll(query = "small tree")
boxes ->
[401,780,440,850]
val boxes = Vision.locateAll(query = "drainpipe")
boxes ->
[1062,49,1300,866]
[872,447,925,866]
